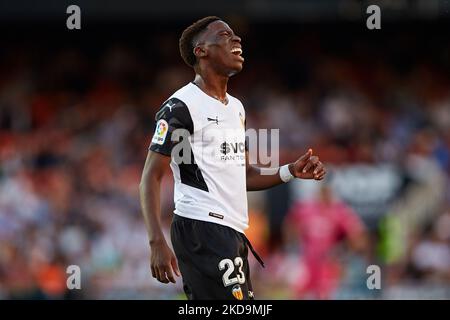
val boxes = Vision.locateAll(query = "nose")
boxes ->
[232,34,241,43]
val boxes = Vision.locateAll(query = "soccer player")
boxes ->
[285,184,367,299]
[139,16,326,300]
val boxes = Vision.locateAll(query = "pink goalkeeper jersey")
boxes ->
[288,200,364,259]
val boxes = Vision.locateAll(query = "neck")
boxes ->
[193,69,229,102]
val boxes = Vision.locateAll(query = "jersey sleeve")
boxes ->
[337,203,365,238]
[149,98,194,156]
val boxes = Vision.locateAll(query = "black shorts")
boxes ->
[170,214,263,300]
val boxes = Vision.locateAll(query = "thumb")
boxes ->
[171,256,181,277]
[298,148,313,163]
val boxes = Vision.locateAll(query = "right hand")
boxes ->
[150,240,181,284]
[290,148,326,180]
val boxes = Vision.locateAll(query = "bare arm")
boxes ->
[139,150,180,284]
[245,151,284,191]
[246,148,327,191]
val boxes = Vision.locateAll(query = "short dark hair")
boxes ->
[179,16,221,67]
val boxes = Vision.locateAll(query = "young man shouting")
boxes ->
[139,16,326,300]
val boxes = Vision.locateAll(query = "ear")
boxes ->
[193,45,207,59]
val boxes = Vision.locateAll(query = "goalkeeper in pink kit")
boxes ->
[286,184,367,299]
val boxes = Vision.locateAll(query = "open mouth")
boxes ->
[231,47,243,56]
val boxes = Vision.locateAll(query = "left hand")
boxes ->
[289,148,326,180]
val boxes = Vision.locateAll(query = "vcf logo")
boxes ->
[220,142,245,155]
[220,142,231,155]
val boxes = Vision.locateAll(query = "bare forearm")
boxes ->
[139,174,166,244]
[246,164,291,191]
[139,151,178,284]
[245,148,327,190]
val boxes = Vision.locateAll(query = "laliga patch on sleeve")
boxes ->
[152,119,169,145]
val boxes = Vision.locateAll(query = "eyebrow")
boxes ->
[217,28,233,35]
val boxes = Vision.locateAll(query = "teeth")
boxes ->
[231,48,242,54]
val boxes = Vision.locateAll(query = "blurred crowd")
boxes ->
[0,21,449,299]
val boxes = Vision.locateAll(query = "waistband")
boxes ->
[173,214,265,268]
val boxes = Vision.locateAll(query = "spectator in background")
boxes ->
[285,183,368,299]
[411,210,450,281]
